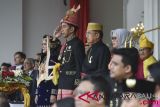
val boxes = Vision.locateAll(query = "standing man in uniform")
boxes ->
[57,5,85,100]
[82,22,111,77]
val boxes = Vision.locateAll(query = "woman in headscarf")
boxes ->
[110,28,130,49]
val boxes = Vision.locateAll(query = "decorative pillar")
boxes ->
[144,0,160,60]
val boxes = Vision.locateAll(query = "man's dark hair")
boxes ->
[112,47,139,74]
[14,51,26,59]
[1,63,11,68]
[43,34,53,39]
[43,34,53,40]
[56,97,75,107]
[43,34,53,43]
[81,75,111,105]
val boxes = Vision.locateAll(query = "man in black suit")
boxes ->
[82,22,111,77]
[23,58,38,107]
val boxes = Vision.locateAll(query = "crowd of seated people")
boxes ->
[0,5,160,107]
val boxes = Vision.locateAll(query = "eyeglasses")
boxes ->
[86,32,97,36]
[34,59,40,62]
[42,43,47,45]
[111,37,117,40]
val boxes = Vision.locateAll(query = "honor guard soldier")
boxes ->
[57,5,85,100]
[81,23,111,78]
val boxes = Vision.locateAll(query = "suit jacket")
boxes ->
[28,70,38,107]
[82,40,111,75]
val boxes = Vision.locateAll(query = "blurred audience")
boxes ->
[1,63,11,71]
[23,58,38,107]
[34,53,41,70]
[52,97,75,107]
[74,75,110,107]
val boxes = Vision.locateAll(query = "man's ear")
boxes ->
[149,49,153,55]
[70,26,75,33]
[125,65,131,73]
[95,33,100,39]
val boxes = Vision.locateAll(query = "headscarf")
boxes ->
[110,29,130,48]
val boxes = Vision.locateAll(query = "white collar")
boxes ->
[28,70,33,76]
[16,65,23,70]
